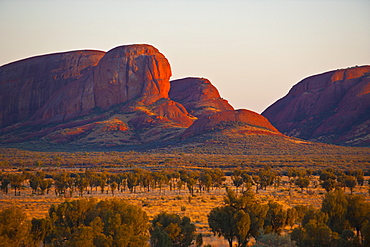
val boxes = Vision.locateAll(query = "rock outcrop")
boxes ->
[93,45,172,109]
[30,44,172,124]
[262,66,370,146]
[169,77,234,116]
[0,43,285,149]
[182,109,280,139]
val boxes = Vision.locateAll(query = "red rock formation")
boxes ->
[30,44,172,124]
[0,44,285,149]
[262,66,370,146]
[182,109,280,139]
[93,44,171,109]
[152,99,194,127]
[169,77,233,116]
[0,50,105,127]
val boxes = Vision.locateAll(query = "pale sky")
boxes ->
[0,0,369,113]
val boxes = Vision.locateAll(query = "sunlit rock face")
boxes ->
[182,109,280,139]
[0,50,105,127]
[93,44,172,109]
[169,77,234,117]
[30,44,172,124]
[262,66,370,146]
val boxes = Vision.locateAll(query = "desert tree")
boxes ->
[231,169,244,192]
[345,194,370,244]
[0,173,10,194]
[45,198,149,246]
[208,205,250,247]
[241,171,253,192]
[257,167,275,190]
[253,232,296,247]
[30,218,53,246]
[286,207,298,229]
[151,212,196,247]
[321,189,348,234]
[9,173,25,196]
[0,206,33,247]
[344,175,357,194]
[209,189,268,246]
[264,201,287,234]
[294,177,310,192]
[195,233,203,247]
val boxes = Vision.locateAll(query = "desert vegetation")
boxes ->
[0,148,369,246]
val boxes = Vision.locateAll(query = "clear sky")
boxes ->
[0,0,369,113]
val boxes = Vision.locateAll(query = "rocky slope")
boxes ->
[262,66,370,146]
[0,44,283,150]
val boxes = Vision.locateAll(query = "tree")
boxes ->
[30,218,53,246]
[110,182,117,195]
[321,189,348,234]
[151,212,196,247]
[45,198,149,246]
[0,173,10,194]
[345,194,370,244]
[9,173,24,196]
[291,221,337,247]
[257,167,275,190]
[354,169,364,186]
[209,189,267,247]
[232,170,244,192]
[253,232,296,247]
[150,226,172,247]
[294,177,310,192]
[344,175,357,194]
[195,233,203,247]
[363,220,370,247]
[0,206,33,247]
[286,208,298,229]
[321,179,337,193]
[264,201,287,234]
[208,206,250,247]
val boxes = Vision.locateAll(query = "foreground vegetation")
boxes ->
[0,187,369,247]
[0,148,370,246]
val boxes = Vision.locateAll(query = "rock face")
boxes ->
[182,109,280,139]
[30,44,172,124]
[0,44,283,149]
[169,77,234,116]
[262,66,370,146]
[0,50,105,128]
[93,45,172,109]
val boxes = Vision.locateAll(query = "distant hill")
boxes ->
[262,66,370,146]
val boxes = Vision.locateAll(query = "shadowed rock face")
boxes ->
[0,50,105,127]
[169,77,234,116]
[262,66,370,146]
